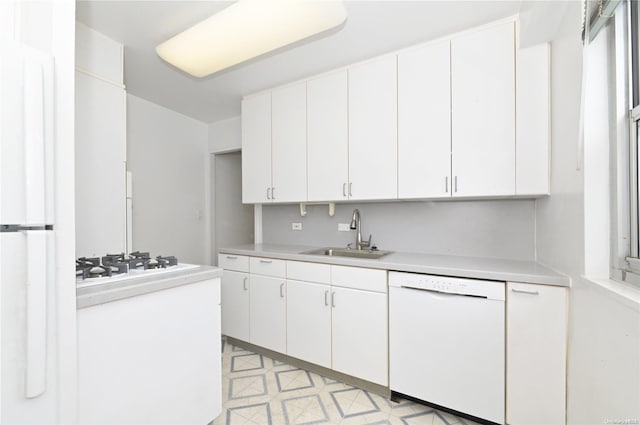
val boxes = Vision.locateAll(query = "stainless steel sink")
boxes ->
[302,247,392,259]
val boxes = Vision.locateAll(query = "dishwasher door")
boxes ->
[389,273,505,424]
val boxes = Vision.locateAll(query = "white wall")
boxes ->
[127,94,208,264]
[208,116,241,153]
[536,4,640,423]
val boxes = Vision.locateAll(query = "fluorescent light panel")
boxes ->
[156,0,347,78]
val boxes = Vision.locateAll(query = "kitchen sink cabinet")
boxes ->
[450,21,516,197]
[286,279,332,368]
[286,261,388,386]
[348,55,398,200]
[220,270,250,342]
[241,92,272,203]
[397,39,451,199]
[506,282,567,425]
[331,285,388,386]
[307,70,349,202]
[272,82,307,202]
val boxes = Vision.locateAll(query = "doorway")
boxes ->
[211,151,254,265]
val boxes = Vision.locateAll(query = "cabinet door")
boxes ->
[272,82,307,202]
[451,22,515,197]
[221,270,250,341]
[516,43,550,196]
[507,282,567,425]
[241,92,272,203]
[348,55,398,200]
[398,40,451,199]
[307,70,349,201]
[75,71,126,256]
[250,275,286,354]
[331,287,388,385]
[286,280,331,368]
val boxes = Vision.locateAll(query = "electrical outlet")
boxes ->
[338,223,351,232]
[292,222,303,231]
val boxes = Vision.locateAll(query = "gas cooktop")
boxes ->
[76,252,198,287]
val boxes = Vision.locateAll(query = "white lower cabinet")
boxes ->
[286,279,332,368]
[506,282,567,425]
[250,274,287,354]
[220,270,250,342]
[331,286,388,386]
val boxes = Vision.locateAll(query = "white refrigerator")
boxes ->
[0,42,58,423]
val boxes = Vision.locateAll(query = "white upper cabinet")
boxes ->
[451,22,516,197]
[348,55,398,200]
[241,92,272,203]
[272,82,307,202]
[241,18,549,204]
[307,70,349,202]
[398,40,451,199]
[516,43,550,196]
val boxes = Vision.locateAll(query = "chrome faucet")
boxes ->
[349,209,371,250]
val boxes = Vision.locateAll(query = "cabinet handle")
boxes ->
[331,291,335,308]
[454,176,458,193]
[348,183,352,197]
[511,288,539,296]
[266,187,271,200]
[342,183,347,197]
[324,290,329,306]
[259,260,272,264]
[445,176,448,193]
[271,187,275,200]
[226,255,238,260]
[280,283,285,298]
[243,277,248,291]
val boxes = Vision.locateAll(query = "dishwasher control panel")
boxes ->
[388,272,505,301]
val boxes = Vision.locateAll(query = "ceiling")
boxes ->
[76,1,547,124]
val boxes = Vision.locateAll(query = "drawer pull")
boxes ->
[511,288,539,296]
[259,260,272,264]
[280,283,285,298]
[226,255,238,260]
[243,277,248,291]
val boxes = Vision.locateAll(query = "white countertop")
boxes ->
[76,265,223,309]
[219,244,570,287]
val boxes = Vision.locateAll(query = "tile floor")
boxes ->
[213,339,480,425]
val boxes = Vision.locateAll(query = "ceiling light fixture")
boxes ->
[156,0,348,78]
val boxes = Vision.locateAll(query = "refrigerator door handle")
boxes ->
[23,56,47,225]
[24,230,49,398]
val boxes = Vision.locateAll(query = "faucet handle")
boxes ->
[361,234,372,248]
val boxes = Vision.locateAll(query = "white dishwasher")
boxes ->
[389,271,505,424]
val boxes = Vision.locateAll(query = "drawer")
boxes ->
[331,265,387,293]
[250,257,286,278]
[218,254,249,272]
[286,261,331,284]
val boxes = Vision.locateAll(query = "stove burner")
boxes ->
[76,257,103,280]
[102,253,129,275]
[76,252,180,281]
[157,255,178,267]
[88,265,111,278]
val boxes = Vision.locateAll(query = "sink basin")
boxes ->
[302,247,392,259]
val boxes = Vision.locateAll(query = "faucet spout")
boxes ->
[349,209,370,250]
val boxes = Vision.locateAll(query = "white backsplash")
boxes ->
[262,199,535,261]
